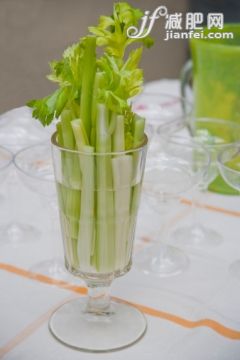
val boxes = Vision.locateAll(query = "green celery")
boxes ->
[80,36,97,139]
[71,119,95,271]
[95,104,115,272]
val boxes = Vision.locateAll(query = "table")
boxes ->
[1,80,240,360]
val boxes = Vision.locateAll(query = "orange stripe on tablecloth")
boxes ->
[180,198,240,218]
[1,263,240,342]
[0,296,77,359]
[0,262,87,295]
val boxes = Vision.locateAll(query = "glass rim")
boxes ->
[132,91,193,118]
[14,141,54,183]
[0,145,13,171]
[191,117,240,149]
[158,132,210,155]
[51,131,148,156]
[158,117,240,149]
[218,143,240,178]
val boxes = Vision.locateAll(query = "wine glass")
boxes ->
[14,143,72,281]
[135,138,210,277]
[218,143,240,278]
[160,118,240,249]
[49,132,148,352]
[0,107,54,245]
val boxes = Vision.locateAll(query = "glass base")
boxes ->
[229,260,240,280]
[30,258,75,283]
[0,222,41,246]
[172,224,223,249]
[49,297,147,352]
[135,244,189,277]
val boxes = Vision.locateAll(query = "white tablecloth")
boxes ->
[1,80,240,360]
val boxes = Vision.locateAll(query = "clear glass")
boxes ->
[49,132,148,352]
[0,147,40,246]
[135,138,210,277]
[218,144,240,279]
[14,143,73,282]
[159,118,240,249]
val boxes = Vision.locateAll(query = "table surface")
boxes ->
[1,80,240,360]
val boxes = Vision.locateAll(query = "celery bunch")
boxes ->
[28,2,153,274]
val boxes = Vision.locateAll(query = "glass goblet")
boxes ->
[218,143,240,278]
[135,139,210,277]
[49,132,148,352]
[162,118,240,249]
[14,143,72,281]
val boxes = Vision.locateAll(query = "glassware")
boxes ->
[14,143,72,281]
[218,144,240,278]
[181,24,240,193]
[161,118,240,249]
[135,138,209,277]
[0,107,54,245]
[49,132,148,352]
[181,25,240,123]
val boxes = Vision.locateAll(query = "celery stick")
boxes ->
[126,115,146,262]
[91,72,103,147]
[61,111,81,188]
[95,104,115,273]
[56,183,81,269]
[56,114,82,268]
[112,114,133,269]
[71,119,95,271]
[112,115,124,152]
[112,155,133,269]
[61,110,75,149]
[77,145,95,272]
[80,36,96,139]
[133,115,145,148]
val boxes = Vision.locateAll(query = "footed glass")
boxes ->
[135,137,209,277]
[159,118,240,249]
[49,132,148,352]
[14,143,73,281]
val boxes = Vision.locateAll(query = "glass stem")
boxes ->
[191,185,206,230]
[85,281,112,315]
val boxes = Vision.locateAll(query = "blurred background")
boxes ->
[0,0,239,113]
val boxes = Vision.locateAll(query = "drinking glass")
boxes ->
[49,132,148,352]
[161,118,240,249]
[14,143,72,281]
[135,138,209,277]
[218,144,240,278]
[0,108,54,245]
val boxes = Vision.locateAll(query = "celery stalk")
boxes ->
[112,155,133,269]
[61,110,81,188]
[95,104,115,272]
[71,119,95,271]
[80,36,96,139]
